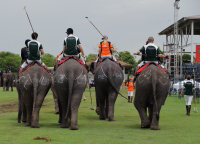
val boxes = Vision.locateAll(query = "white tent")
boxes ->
[172,79,200,90]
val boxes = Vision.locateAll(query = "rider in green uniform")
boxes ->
[137,37,166,67]
[57,28,86,64]
[19,32,46,78]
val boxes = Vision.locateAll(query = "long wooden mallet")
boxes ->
[85,17,104,37]
[24,6,34,32]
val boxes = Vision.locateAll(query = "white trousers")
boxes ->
[57,53,85,64]
[138,61,164,68]
[128,91,134,97]
[95,55,117,62]
[21,59,45,68]
[184,95,193,105]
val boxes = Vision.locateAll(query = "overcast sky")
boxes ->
[0,0,199,61]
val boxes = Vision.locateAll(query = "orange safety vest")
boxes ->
[99,41,112,56]
[126,81,135,91]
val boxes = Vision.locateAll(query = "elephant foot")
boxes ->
[99,116,106,120]
[141,120,151,128]
[70,125,79,130]
[150,125,160,130]
[31,124,40,128]
[26,122,31,126]
[60,124,69,128]
[22,117,26,123]
[18,120,21,123]
[108,118,116,121]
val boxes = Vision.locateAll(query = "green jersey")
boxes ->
[27,40,43,60]
[183,80,194,95]
[63,34,81,55]
[139,43,160,61]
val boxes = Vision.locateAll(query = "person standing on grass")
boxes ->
[126,77,135,103]
[181,75,195,116]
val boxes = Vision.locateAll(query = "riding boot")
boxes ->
[188,105,191,116]
[186,105,188,115]
[128,96,130,102]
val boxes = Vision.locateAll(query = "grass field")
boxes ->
[0,87,200,144]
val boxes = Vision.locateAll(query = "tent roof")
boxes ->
[159,15,200,35]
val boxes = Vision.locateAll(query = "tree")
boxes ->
[86,54,98,62]
[41,53,56,67]
[182,54,191,63]
[0,51,21,72]
[117,51,137,74]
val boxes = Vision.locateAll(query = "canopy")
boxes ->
[172,80,200,90]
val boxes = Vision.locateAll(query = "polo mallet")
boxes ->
[85,17,104,37]
[193,69,198,113]
[85,17,122,58]
[23,6,34,32]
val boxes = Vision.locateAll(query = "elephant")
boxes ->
[54,58,87,130]
[94,58,124,121]
[134,64,170,130]
[19,64,52,128]
[2,72,13,91]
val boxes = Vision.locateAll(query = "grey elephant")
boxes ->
[2,73,13,91]
[94,58,124,121]
[19,64,52,128]
[54,59,87,130]
[134,64,170,130]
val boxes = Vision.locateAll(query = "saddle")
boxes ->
[57,56,88,71]
[136,62,167,75]
[22,61,50,73]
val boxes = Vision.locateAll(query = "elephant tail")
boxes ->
[107,66,128,100]
[32,78,39,115]
[65,72,74,120]
[152,71,159,121]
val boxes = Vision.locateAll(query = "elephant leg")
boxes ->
[105,96,108,119]
[31,91,47,128]
[24,94,33,126]
[58,99,62,124]
[134,101,150,128]
[99,97,106,120]
[54,99,59,114]
[17,87,22,123]
[70,93,82,130]
[108,89,117,121]
[22,103,27,122]
[148,106,153,123]
[150,103,161,130]
[60,97,69,128]
[18,97,22,123]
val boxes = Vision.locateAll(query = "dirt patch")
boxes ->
[0,103,18,113]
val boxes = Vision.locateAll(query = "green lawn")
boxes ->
[0,87,200,144]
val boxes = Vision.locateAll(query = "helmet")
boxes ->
[102,34,108,40]
[25,39,31,47]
